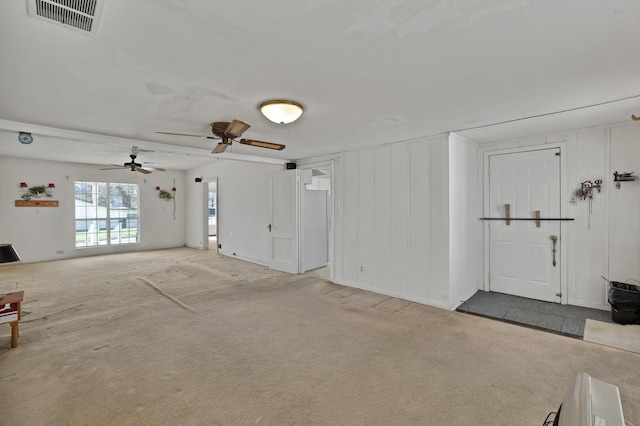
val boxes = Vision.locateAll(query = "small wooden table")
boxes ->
[0,291,24,348]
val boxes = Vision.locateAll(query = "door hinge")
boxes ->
[556,292,562,297]
[488,274,491,284]
[555,152,560,156]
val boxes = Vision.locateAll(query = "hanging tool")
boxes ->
[550,235,558,267]
[576,179,603,229]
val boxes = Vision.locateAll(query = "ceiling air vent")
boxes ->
[27,0,105,36]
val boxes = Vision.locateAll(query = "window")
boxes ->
[75,181,139,248]
[208,191,216,226]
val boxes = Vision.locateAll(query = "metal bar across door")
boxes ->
[480,218,574,221]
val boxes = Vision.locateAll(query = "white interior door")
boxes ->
[488,148,561,302]
[268,170,299,274]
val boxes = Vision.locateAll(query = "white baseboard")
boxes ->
[331,278,451,311]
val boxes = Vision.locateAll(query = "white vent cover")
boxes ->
[27,0,105,36]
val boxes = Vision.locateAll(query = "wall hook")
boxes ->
[613,171,636,189]
[575,179,602,200]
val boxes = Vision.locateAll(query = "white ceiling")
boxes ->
[1,0,640,170]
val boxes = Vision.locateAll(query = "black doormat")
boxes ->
[457,291,612,338]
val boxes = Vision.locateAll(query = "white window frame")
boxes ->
[74,181,140,248]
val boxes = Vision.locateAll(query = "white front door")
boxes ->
[488,148,561,302]
[268,170,299,274]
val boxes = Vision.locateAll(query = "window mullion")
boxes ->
[106,183,111,244]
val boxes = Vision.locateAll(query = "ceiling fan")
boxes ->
[101,147,165,174]
[156,119,285,153]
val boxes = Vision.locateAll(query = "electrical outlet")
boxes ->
[218,244,221,249]
[56,250,64,255]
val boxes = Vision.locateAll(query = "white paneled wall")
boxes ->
[341,152,359,284]
[389,143,409,296]
[358,149,374,286]
[480,122,640,310]
[428,136,453,307]
[407,140,430,301]
[449,134,480,305]
[566,129,609,307]
[372,146,391,291]
[609,125,640,283]
[331,134,478,310]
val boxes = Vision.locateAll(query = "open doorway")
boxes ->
[207,181,217,251]
[201,177,218,252]
[299,163,332,279]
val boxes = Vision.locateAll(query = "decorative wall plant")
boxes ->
[155,185,176,201]
[157,189,174,200]
[155,181,178,220]
[20,183,55,201]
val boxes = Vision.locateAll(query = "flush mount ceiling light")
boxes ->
[259,100,304,124]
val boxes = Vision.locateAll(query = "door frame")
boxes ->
[297,161,333,277]
[201,177,218,253]
[482,143,570,304]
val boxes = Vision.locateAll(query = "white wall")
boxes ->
[185,160,285,265]
[448,133,480,305]
[609,125,640,284]
[0,156,186,263]
[330,134,471,310]
[478,122,640,309]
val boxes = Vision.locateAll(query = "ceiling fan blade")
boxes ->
[156,131,217,139]
[136,168,152,174]
[212,143,228,154]
[632,114,640,121]
[239,139,286,151]
[143,167,166,172]
[225,120,251,138]
[100,166,127,170]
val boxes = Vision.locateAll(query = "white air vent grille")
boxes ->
[27,0,105,36]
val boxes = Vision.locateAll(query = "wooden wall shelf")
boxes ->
[15,200,59,207]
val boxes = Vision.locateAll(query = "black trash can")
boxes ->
[608,281,640,325]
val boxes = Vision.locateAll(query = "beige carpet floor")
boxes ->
[1,247,639,425]
[584,319,640,354]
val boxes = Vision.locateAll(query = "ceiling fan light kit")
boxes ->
[259,100,304,124]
